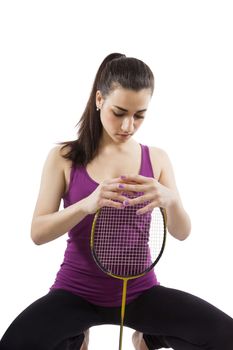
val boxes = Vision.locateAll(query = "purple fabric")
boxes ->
[50,143,160,306]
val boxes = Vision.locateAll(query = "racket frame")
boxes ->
[90,206,167,280]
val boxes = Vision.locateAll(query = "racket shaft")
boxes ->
[118,279,128,350]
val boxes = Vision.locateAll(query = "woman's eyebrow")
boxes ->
[113,105,147,113]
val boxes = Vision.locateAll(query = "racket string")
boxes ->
[93,193,165,277]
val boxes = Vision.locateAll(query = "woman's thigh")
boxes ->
[125,285,233,349]
[0,289,102,350]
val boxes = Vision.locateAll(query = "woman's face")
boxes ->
[96,87,152,145]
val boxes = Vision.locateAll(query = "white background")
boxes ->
[0,0,233,348]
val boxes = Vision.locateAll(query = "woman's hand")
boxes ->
[83,177,133,215]
[119,174,179,215]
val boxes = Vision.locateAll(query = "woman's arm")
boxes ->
[30,146,89,245]
[31,200,89,245]
[164,195,191,241]
[156,148,191,240]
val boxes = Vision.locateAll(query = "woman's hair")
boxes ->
[57,53,154,167]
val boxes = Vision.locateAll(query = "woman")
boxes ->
[1,53,233,350]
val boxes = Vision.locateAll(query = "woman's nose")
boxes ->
[121,117,134,133]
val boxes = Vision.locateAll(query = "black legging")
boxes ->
[0,285,233,350]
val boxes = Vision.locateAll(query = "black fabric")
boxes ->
[0,285,233,350]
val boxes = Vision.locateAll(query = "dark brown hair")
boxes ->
[56,53,154,167]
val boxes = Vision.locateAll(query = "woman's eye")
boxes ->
[113,112,124,117]
[113,111,144,119]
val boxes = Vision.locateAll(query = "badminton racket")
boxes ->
[90,191,167,350]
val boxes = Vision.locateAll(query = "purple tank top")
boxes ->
[50,143,160,306]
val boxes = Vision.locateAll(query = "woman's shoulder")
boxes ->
[148,145,170,165]
[147,145,168,157]
[47,144,73,172]
[147,145,172,181]
[47,144,71,161]
[148,145,178,189]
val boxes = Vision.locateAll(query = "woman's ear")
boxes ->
[96,90,104,109]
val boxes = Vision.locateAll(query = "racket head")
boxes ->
[90,192,167,279]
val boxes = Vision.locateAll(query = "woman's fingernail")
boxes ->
[119,184,124,189]
[121,175,126,179]
[123,200,129,206]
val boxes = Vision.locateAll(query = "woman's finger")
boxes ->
[136,201,158,215]
[103,191,129,203]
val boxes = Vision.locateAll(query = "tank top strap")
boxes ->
[140,143,155,178]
